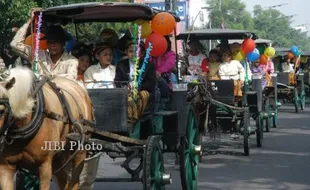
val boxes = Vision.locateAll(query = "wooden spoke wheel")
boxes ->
[294,88,299,113]
[143,135,166,190]
[180,105,200,190]
[242,107,250,156]
[256,115,263,148]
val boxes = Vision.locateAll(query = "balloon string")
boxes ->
[138,42,153,90]
[33,12,42,73]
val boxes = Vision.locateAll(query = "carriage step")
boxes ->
[246,91,257,95]
[153,111,178,116]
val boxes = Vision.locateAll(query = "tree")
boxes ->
[207,0,254,30]
[253,5,310,50]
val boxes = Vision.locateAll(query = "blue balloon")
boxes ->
[246,48,260,62]
[291,45,300,56]
[64,30,76,52]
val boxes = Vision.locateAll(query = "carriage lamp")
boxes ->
[193,145,202,156]
[162,173,172,185]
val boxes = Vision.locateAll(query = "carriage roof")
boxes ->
[176,29,258,40]
[36,2,180,24]
[274,47,290,56]
[228,38,272,46]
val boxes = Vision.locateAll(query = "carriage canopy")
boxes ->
[36,2,180,24]
[176,29,258,40]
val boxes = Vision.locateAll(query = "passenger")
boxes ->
[100,28,123,65]
[219,47,245,81]
[219,47,245,98]
[207,49,222,80]
[251,60,267,89]
[84,43,115,88]
[10,11,78,80]
[71,43,92,83]
[152,36,176,99]
[261,57,275,74]
[187,39,209,77]
[282,56,294,73]
[115,41,156,127]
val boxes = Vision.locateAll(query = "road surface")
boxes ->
[50,103,310,190]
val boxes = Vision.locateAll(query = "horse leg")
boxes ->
[0,165,15,190]
[70,151,87,190]
[38,160,53,190]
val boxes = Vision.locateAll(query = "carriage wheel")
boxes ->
[264,98,270,132]
[300,90,306,110]
[243,108,250,156]
[180,105,200,190]
[256,116,263,148]
[294,88,299,113]
[143,135,169,190]
[273,110,278,128]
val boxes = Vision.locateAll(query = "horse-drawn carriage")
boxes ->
[274,47,305,112]
[6,2,206,190]
[176,29,277,155]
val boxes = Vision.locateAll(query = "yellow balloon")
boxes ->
[264,47,276,58]
[135,19,146,25]
[141,21,152,38]
[232,50,245,61]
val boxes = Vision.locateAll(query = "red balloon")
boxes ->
[259,54,268,65]
[241,38,256,54]
[145,33,167,56]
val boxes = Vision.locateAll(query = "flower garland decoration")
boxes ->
[137,42,153,90]
[131,24,142,99]
[33,12,43,73]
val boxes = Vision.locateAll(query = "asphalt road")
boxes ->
[51,103,310,190]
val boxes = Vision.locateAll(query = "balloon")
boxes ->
[151,12,176,36]
[287,51,295,59]
[145,33,168,56]
[291,45,300,56]
[259,54,268,64]
[241,38,256,54]
[64,30,75,52]
[246,48,260,62]
[141,21,152,38]
[264,47,276,58]
[25,33,47,50]
[232,49,245,61]
[135,19,146,25]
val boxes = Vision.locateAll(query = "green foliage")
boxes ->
[206,0,310,51]
[0,0,38,49]
[207,0,253,30]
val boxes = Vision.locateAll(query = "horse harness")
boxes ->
[0,75,95,173]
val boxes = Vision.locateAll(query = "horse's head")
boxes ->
[0,67,35,150]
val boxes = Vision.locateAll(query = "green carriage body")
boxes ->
[176,29,278,154]
[274,47,306,112]
[18,2,203,190]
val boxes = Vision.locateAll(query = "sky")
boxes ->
[242,0,309,33]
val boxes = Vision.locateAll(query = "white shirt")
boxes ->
[84,64,116,89]
[129,60,134,87]
[219,60,245,80]
[187,52,207,75]
[282,62,294,73]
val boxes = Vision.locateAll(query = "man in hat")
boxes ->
[10,12,78,80]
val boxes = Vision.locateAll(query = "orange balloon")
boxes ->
[259,54,268,64]
[287,51,295,59]
[151,12,176,36]
[25,33,47,50]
